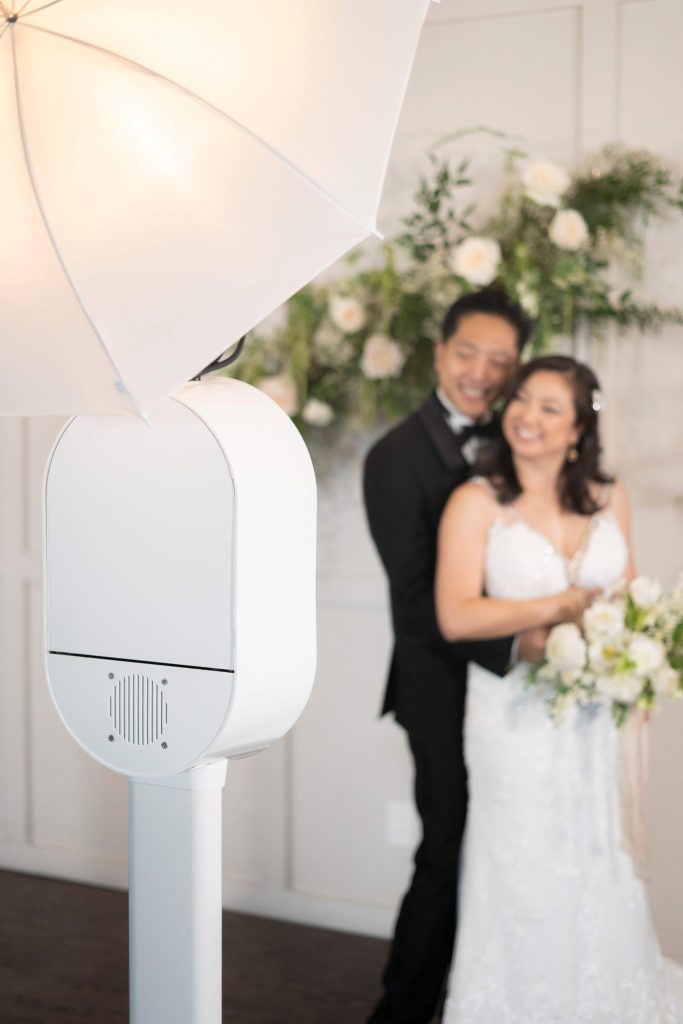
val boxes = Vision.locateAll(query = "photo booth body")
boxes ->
[43,377,316,1022]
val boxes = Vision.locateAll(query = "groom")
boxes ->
[363,288,533,1024]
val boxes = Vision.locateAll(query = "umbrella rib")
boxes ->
[21,21,382,241]
[17,0,66,19]
[9,27,144,417]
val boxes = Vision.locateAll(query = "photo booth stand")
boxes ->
[43,376,316,1023]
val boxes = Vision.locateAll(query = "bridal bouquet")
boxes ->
[530,575,683,726]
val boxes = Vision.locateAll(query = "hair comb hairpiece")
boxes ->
[591,388,604,413]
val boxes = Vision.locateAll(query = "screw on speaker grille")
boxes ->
[108,675,168,746]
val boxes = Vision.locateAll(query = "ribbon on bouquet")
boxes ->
[617,709,650,880]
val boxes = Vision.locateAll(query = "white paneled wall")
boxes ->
[1,0,683,957]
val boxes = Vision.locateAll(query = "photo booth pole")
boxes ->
[0,2,432,1021]
[44,377,316,1022]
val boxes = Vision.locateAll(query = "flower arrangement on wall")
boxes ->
[231,137,683,432]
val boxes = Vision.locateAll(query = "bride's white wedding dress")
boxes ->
[443,492,683,1024]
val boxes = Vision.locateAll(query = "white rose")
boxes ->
[313,323,353,368]
[651,663,680,698]
[549,209,589,252]
[450,236,501,286]
[256,373,298,416]
[301,398,334,427]
[329,295,367,334]
[583,600,625,639]
[628,576,662,610]
[360,334,405,380]
[596,673,643,704]
[587,638,622,675]
[522,160,570,208]
[627,634,666,676]
[545,623,587,672]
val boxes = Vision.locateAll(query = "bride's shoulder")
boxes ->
[463,475,500,500]
[443,476,501,523]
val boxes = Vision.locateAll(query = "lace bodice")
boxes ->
[485,510,628,599]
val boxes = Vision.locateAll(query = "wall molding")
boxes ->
[428,1,583,27]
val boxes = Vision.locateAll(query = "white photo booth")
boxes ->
[44,377,316,1021]
[45,377,316,774]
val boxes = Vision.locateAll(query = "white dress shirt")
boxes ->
[436,387,482,464]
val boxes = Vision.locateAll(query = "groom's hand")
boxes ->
[518,627,550,664]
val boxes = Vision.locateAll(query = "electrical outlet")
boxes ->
[385,799,419,848]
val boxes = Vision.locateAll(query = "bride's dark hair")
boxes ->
[478,355,613,515]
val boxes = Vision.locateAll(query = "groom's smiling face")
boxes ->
[435,312,519,420]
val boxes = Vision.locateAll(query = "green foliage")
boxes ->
[612,702,631,728]
[231,139,683,434]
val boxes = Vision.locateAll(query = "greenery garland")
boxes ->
[232,135,683,432]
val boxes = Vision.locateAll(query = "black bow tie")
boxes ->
[454,419,499,442]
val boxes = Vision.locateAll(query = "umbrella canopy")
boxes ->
[0,0,430,416]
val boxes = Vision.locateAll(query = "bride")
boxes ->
[435,354,683,1023]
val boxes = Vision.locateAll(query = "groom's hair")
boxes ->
[441,288,533,352]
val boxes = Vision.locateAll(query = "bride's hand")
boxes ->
[518,627,551,664]
[551,586,600,625]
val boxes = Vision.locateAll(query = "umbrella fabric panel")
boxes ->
[0,0,431,415]
[6,23,368,416]
[0,29,134,415]
[26,0,430,228]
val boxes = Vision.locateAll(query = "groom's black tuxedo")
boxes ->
[363,392,513,1024]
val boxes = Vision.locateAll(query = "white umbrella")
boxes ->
[0,0,431,417]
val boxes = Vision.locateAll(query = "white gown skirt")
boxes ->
[443,664,683,1024]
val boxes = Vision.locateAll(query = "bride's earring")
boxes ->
[566,445,579,463]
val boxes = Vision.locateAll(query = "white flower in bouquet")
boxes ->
[670,577,683,614]
[522,160,570,208]
[301,398,334,428]
[627,634,666,676]
[549,209,589,251]
[360,334,405,380]
[588,638,622,675]
[329,295,368,334]
[551,689,579,720]
[584,600,625,639]
[651,663,680,698]
[628,576,662,610]
[256,373,299,416]
[596,672,643,704]
[545,622,587,671]
[450,236,501,286]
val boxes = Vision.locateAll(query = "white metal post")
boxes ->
[129,760,228,1024]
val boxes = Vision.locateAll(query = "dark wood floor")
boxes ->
[0,870,389,1023]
